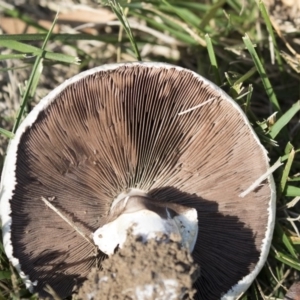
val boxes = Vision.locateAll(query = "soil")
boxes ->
[76,232,200,300]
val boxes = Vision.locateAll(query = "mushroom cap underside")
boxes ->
[0,62,275,299]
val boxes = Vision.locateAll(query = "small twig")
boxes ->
[266,261,289,293]
[236,293,244,300]
[286,213,300,222]
[41,196,94,246]
[278,196,300,210]
[239,159,283,198]
[284,210,300,237]
[0,281,11,294]
[178,98,216,116]
[255,279,267,300]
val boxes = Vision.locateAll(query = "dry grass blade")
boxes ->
[239,159,283,197]
[41,197,94,246]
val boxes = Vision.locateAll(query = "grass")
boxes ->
[1,0,300,299]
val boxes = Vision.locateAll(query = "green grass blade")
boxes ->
[281,149,300,162]
[278,146,295,198]
[0,65,30,72]
[226,0,242,13]
[258,0,283,71]
[227,68,256,99]
[269,101,300,139]
[273,250,300,271]
[125,1,209,11]
[285,185,300,197]
[29,60,44,102]
[205,34,221,85]
[0,33,123,43]
[0,128,14,139]
[0,271,11,280]
[0,40,79,64]
[12,59,43,134]
[199,0,226,29]
[234,67,257,85]
[0,54,27,60]
[134,4,206,46]
[243,34,281,113]
[40,52,80,64]
[161,0,202,28]
[109,0,141,61]
[284,142,294,155]
[12,14,58,133]
[41,13,58,50]
[274,222,297,258]
[130,11,197,44]
[41,13,79,64]
[0,40,40,54]
[245,84,253,113]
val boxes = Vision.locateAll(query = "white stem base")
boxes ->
[93,191,198,256]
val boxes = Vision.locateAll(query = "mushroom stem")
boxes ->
[41,197,94,246]
[93,191,198,256]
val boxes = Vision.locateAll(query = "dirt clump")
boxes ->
[76,233,200,300]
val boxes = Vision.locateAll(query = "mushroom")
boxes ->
[0,62,275,299]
